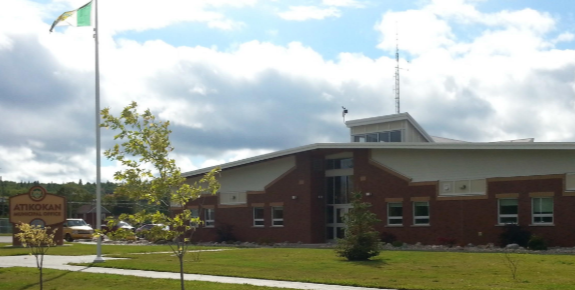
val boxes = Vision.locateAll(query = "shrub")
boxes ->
[215,223,236,243]
[437,237,457,248]
[391,241,404,247]
[335,193,381,261]
[380,232,397,244]
[527,236,548,250]
[499,224,531,247]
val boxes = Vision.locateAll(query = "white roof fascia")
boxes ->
[345,112,434,142]
[182,142,575,177]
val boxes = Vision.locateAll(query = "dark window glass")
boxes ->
[353,136,365,142]
[379,132,390,142]
[326,227,334,240]
[366,133,378,142]
[336,227,345,239]
[390,130,402,142]
[326,206,334,223]
[500,199,518,215]
[326,158,353,169]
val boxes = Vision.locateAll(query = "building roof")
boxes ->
[345,112,435,142]
[182,142,575,177]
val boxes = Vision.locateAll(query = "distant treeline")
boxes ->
[0,179,117,197]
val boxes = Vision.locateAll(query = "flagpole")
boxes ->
[93,0,104,263]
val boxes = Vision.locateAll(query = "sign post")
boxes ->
[9,186,66,246]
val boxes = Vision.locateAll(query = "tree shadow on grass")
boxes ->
[344,257,389,268]
[17,265,92,290]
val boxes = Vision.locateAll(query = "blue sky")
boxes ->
[0,0,574,183]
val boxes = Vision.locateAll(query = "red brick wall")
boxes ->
[186,148,575,247]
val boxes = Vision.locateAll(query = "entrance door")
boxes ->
[326,204,351,241]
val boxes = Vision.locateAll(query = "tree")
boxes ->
[335,192,381,261]
[100,101,220,290]
[15,223,57,290]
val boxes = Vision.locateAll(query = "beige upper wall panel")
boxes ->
[371,149,575,182]
[406,122,428,143]
[186,156,296,193]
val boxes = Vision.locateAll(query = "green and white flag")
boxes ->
[49,1,93,32]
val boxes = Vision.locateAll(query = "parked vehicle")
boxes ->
[63,218,94,242]
[101,221,135,233]
[101,221,136,241]
[135,224,169,239]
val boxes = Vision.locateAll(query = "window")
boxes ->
[204,208,215,227]
[272,207,284,226]
[353,130,402,143]
[326,158,353,170]
[498,199,518,224]
[387,203,403,225]
[532,198,553,224]
[379,130,402,142]
[253,207,264,227]
[366,133,378,142]
[326,176,354,204]
[190,208,199,228]
[413,202,429,225]
[353,136,366,142]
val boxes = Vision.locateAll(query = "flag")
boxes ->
[49,1,93,32]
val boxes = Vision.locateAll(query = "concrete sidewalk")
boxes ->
[0,255,393,290]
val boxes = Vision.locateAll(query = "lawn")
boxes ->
[0,267,291,290]
[75,247,575,290]
[0,242,217,256]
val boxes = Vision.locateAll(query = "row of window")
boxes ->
[190,207,285,228]
[387,202,430,226]
[190,208,215,227]
[498,197,553,225]
[353,130,402,143]
[386,197,555,226]
[253,207,284,227]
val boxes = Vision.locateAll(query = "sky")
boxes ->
[0,0,574,184]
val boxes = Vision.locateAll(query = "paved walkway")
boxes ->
[0,255,393,290]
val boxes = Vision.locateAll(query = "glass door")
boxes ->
[326,204,351,241]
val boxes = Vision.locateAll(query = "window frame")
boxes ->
[532,197,554,225]
[204,208,215,228]
[413,201,430,225]
[498,198,518,225]
[387,202,403,226]
[189,208,200,228]
[253,207,265,227]
[272,206,284,227]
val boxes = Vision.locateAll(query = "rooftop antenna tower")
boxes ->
[394,25,401,114]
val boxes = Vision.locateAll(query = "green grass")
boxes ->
[0,243,217,256]
[76,248,575,290]
[0,267,291,290]
[0,233,12,236]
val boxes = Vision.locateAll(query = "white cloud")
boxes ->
[553,32,575,44]
[375,9,455,55]
[278,6,341,21]
[322,0,365,8]
[1,0,575,184]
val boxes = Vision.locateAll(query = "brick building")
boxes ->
[179,113,575,246]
